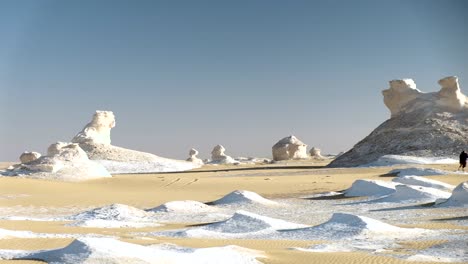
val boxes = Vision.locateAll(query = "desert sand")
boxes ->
[0,159,467,263]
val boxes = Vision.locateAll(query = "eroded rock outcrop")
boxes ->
[272,135,308,161]
[309,147,324,159]
[3,142,111,181]
[329,76,468,167]
[186,148,204,165]
[19,151,41,164]
[210,145,237,164]
[71,111,200,173]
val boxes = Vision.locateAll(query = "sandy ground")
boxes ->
[0,159,467,263]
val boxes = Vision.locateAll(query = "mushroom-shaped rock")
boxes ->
[210,145,236,164]
[309,147,324,159]
[272,135,308,161]
[71,111,200,173]
[3,142,111,181]
[329,76,468,167]
[19,151,41,164]
[186,148,204,165]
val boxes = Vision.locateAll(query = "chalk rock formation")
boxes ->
[186,148,204,165]
[19,151,41,164]
[72,111,115,145]
[329,76,468,167]
[3,142,111,181]
[382,79,421,117]
[210,145,237,164]
[272,135,308,161]
[309,147,324,159]
[71,111,199,173]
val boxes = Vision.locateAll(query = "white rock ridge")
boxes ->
[344,179,398,197]
[2,142,111,181]
[186,148,204,165]
[161,210,307,239]
[330,76,468,167]
[3,237,265,264]
[211,190,278,206]
[210,145,237,164]
[272,135,308,161]
[71,110,199,173]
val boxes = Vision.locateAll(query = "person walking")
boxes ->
[459,151,468,171]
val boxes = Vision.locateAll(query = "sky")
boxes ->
[1,0,467,161]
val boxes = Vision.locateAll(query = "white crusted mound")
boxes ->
[67,204,159,228]
[272,135,308,161]
[389,167,449,177]
[280,213,424,240]
[436,182,468,207]
[392,176,455,191]
[211,190,278,205]
[344,179,398,197]
[329,76,468,167]
[209,145,237,164]
[361,155,457,167]
[5,237,264,264]
[148,200,216,213]
[2,142,111,181]
[71,111,200,173]
[371,185,451,204]
[164,210,307,238]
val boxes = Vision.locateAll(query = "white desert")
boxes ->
[1,77,468,264]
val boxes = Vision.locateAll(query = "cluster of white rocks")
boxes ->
[3,142,110,181]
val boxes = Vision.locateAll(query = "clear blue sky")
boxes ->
[1,0,467,161]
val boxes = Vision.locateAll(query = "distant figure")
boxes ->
[459,151,468,171]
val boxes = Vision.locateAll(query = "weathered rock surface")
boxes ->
[71,111,199,173]
[210,145,237,164]
[272,135,308,161]
[186,148,204,165]
[329,76,468,167]
[2,142,111,181]
[309,147,324,159]
[19,151,41,164]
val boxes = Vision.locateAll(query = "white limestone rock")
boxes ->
[210,145,237,164]
[19,151,41,164]
[330,76,468,167]
[72,110,115,145]
[2,142,111,181]
[309,147,324,159]
[186,148,204,165]
[382,79,422,118]
[437,76,467,111]
[71,111,200,173]
[272,135,308,161]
